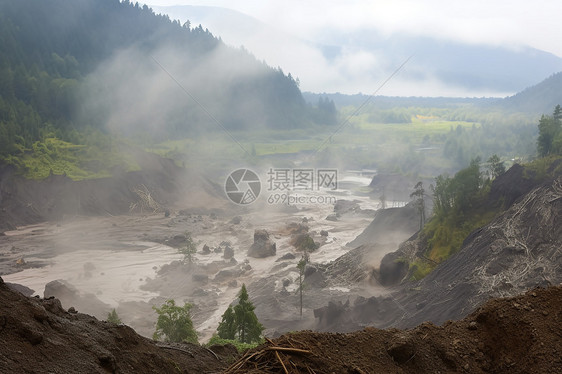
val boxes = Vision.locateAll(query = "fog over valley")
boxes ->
[0,1,561,373]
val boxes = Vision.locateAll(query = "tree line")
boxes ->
[537,105,562,157]
[0,0,336,164]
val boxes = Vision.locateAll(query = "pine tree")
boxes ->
[537,106,562,157]
[297,256,307,317]
[107,308,122,324]
[553,104,562,121]
[179,232,197,266]
[217,284,264,344]
[217,305,236,340]
[234,284,264,344]
[487,154,505,179]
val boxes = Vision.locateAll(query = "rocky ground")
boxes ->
[311,167,562,333]
[3,156,562,373]
[0,173,385,342]
[2,274,560,373]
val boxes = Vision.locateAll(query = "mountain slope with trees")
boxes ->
[500,72,562,114]
[0,0,335,178]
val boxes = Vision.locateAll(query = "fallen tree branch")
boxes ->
[265,346,313,355]
[275,350,289,374]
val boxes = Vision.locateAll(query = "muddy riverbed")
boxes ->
[1,175,399,341]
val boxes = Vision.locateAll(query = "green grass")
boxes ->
[408,259,435,281]
[523,154,562,181]
[1,111,487,181]
[351,116,478,139]
[2,137,140,180]
[145,117,477,165]
[422,208,498,263]
[206,336,263,353]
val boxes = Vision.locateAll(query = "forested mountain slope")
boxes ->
[500,72,562,114]
[0,0,331,162]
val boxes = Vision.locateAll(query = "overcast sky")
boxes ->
[145,1,562,96]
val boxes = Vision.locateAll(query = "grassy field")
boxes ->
[2,137,141,180]
[2,112,485,180]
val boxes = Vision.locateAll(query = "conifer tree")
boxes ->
[217,284,264,344]
[107,308,122,324]
[217,305,236,340]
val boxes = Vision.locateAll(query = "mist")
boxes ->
[2,0,561,363]
[151,3,562,96]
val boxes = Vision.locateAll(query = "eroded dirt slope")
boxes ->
[0,152,225,233]
[0,276,235,374]
[227,285,562,373]
[314,171,562,332]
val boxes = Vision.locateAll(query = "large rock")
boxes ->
[247,229,276,258]
[223,245,234,259]
[44,279,110,320]
[6,282,35,297]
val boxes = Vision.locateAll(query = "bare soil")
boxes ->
[226,285,562,374]
[0,276,236,374]
[3,276,558,373]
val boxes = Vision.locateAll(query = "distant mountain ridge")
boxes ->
[500,72,562,113]
[153,4,562,96]
[304,70,562,117]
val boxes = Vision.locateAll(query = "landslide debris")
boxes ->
[314,166,562,333]
[0,152,226,233]
[226,285,562,373]
[348,201,419,248]
[1,277,560,373]
[0,276,235,373]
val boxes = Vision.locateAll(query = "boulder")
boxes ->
[201,244,211,255]
[248,229,276,258]
[326,214,338,222]
[276,253,296,262]
[223,246,234,260]
[6,282,35,297]
[44,279,110,320]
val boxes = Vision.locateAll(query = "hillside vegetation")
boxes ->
[0,0,336,179]
[405,105,562,279]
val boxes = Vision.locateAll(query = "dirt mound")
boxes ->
[1,276,560,373]
[0,276,234,373]
[226,285,562,373]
